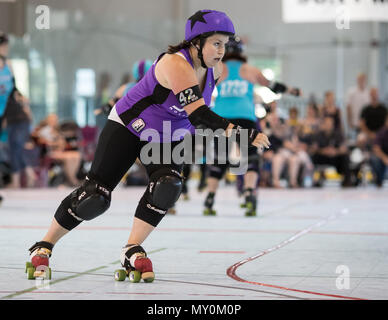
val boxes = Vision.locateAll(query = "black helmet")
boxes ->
[225,36,244,55]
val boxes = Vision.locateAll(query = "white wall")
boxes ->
[19,0,387,121]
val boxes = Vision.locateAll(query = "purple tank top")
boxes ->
[115,48,215,142]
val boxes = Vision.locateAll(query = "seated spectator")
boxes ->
[33,114,82,187]
[286,107,301,131]
[370,117,388,187]
[357,87,387,149]
[320,91,343,132]
[311,116,352,187]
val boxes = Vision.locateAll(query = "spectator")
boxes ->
[34,114,82,187]
[321,91,343,132]
[357,87,387,148]
[370,117,388,187]
[3,85,36,188]
[346,73,370,137]
[311,116,352,187]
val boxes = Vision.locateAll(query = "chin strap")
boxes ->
[192,37,208,69]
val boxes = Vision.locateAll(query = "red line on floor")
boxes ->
[105,292,171,295]
[199,251,246,254]
[226,210,366,300]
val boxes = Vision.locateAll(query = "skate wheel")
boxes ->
[129,270,141,283]
[240,203,247,208]
[27,267,36,280]
[25,262,33,273]
[203,208,216,216]
[142,271,155,283]
[114,269,127,281]
[46,268,52,280]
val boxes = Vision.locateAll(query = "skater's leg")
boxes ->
[207,176,219,193]
[203,164,227,215]
[243,171,258,191]
[42,218,69,245]
[30,121,142,256]
[127,217,155,245]
[133,162,183,229]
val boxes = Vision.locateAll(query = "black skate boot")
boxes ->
[203,192,216,216]
[240,188,257,217]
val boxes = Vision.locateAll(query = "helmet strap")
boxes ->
[192,36,207,69]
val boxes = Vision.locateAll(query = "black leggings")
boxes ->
[54,120,183,230]
[89,120,183,190]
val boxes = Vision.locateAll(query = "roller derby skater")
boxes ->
[203,36,298,217]
[27,10,270,282]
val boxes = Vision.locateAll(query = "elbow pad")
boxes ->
[188,105,230,131]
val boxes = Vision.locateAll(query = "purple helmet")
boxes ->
[185,10,235,42]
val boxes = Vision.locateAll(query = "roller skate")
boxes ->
[26,241,54,280]
[114,244,154,283]
[240,189,257,217]
[203,192,216,216]
[167,206,176,214]
[181,182,190,201]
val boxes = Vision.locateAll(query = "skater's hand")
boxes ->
[252,133,271,150]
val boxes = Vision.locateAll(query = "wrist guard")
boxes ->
[233,125,260,147]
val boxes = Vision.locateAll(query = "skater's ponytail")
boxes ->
[167,37,200,54]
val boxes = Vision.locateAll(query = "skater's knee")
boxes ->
[54,177,111,230]
[148,168,182,209]
[135,168,182,227]
[72,177,111,220]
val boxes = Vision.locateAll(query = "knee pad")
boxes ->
[71,177,111,220]
[135,168,182,227]
[148,168,182,209]
[54,177,111,230]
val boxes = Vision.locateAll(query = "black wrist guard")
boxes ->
[188,105,230,132]
[233,125,260,147]
[269,81,287,94]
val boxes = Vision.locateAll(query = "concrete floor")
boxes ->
[0,182,387,300]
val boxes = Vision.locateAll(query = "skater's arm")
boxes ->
[156,54,270,149]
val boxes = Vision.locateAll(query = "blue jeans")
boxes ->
[7,121,31,173]
[369,155,387,186]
